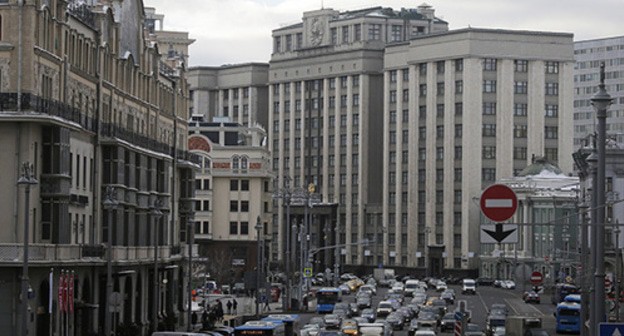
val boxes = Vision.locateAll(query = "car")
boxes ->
[465,323,486,336]
[397,307,415,322]
[441,291,455,304]
[232,282,246,294]
[414,330,436,336]
[490,303,509,316]
[476,277,495,286]
[376,301,394,317]
[436,281,448,292]
[301,324,321,336]
[341,324,359,336]
[440,312,456,332]
[430,298,448,317]
[358,284,377,296]
[386,312,405,330]
[323,314,342,329]
[415,311,438,329]
[523,290,541,304]
[407,319,420,336]
[361,308,376,322]
[356,295,372,309]
[501,280,516,289]
[348,303,360,317]
[485,313,506,335]
[491,326,506,336]
[309,317,326,329]
[341,273,357,282]
[462,279,477,295]
[339,284,352,295]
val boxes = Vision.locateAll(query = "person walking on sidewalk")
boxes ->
[233,299,238,314]
[226,300,233,314]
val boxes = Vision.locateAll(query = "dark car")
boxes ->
[523,291,541,304]
[348,303,360,317]
[441,291,455,304]
[477,278,495,286]
[440,312,456,332]
[361,308,376,322]
[386,312,405,330]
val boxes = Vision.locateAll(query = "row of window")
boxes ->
[273,153,360,169]
[272,76,360,96]
[414,103,558,120]
[273,114,360,130]
[221,87,251,100]
[272,94,360,113]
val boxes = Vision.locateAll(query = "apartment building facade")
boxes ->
[268,5,449,272]
[574,35,624,146]
[383,28,575,274]
[0,0,195,335]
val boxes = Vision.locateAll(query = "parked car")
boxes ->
[501,280,516,289]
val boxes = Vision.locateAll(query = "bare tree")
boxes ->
[204,248,234,285]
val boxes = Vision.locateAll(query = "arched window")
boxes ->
[232,155,240,170]
[240,156,248,170]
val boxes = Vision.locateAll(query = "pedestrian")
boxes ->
[302,295,308,311]
[216,301,224,322]
[201,309,209,329]
[263,295,271,312]
[232,298,238,314]
[226,300,233,314]
[192,311,198,327]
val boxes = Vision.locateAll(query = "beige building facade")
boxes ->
[0,0,195,335]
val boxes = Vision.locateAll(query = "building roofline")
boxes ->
[189,62,270,71]
[409,27,574,40]
[574,34,624,44]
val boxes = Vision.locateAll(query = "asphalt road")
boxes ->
[297,283,558,335]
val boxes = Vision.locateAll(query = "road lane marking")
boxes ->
[504,298,519,315]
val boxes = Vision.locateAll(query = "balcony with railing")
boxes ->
[0,243,185,265]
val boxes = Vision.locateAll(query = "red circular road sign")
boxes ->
[530,271,543,286]
[480,184,518,222]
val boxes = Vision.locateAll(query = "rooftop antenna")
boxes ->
[321,0,324,9]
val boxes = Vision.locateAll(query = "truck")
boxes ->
[373,268,395,287]
[504,316,542,336]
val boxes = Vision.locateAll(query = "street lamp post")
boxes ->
[255,216,262,318]
[187,210,195,332]
[272,176,292,311]
[590,63,612,332]
[151,199,163,333]
[102,186,118,336]
[17,162,37,336]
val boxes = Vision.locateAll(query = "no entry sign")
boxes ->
[530,271,543,286]
[480,184,518,222]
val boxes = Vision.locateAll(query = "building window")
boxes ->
[514,103,528,116]
[273,36,281,53]
[455,146,462,160]
[342,26,349,43]
[402,69,409,82]
[230,222,238,235]
[436,104,444,118]
[419,106,426,119]
[436,169,443,182]
[240,221,249,235]
[230,180,238,191]
[436,125,444,138]
[353,94,360,106]
[454,168,462,182]
[545,126,558,139]
[436,147,444,160]
[454,190,462,204]
[419,63,427,76]
[455,124,462,138]
[545,61,559,74]
[419,84,427,97]
[418,169,426,182]
[341,76,348,88]
[545,148,558,162]
[455,59,463,72]
[436,61,445,74]
[419,126,426,140]
[455,102,463,116]
[352,75,359,87]
[483,80,497,93]
[402,109,409,123]
[483,58,497,71]
[514,81,528,94]
[483,146,496,159]
[285,34,292,51]
[331,27,337,44]
[514,125,527,138]
[483,102,496,115]
[545,104,559,117]
[354,24,361,41]
[390,70,398,83]
[437,82,444,96]
[482,168,496,181]
[545,82,559,95]
[368,24,381,40]
[455,80,463,94]
[391,25,402,42]
[514,60,528,72]
[402,89,409,102]
[389,90,397,103]
[296,33,303,48]
[513,147,527,160]
[482,124,496,137]
[230,201,238,212]
[419,148,426,160]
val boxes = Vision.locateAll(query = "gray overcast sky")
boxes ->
[143,0,624,67]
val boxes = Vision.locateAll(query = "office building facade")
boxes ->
[573,35,624,146]
[268,5,449,270]
[383,28,575,273]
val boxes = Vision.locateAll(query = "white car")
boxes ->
[436,281,448,292]
[501,280,516,289]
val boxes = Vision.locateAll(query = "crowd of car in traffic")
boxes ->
[299,274,509,336]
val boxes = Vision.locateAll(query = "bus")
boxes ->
[235,321,285,336]
[316,287,342,313]
[261,314,300,336]
[552,283,579,304]
[555,302,581,334]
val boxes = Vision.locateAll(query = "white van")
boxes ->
[404,279,420,297]
[462,279,476,294]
